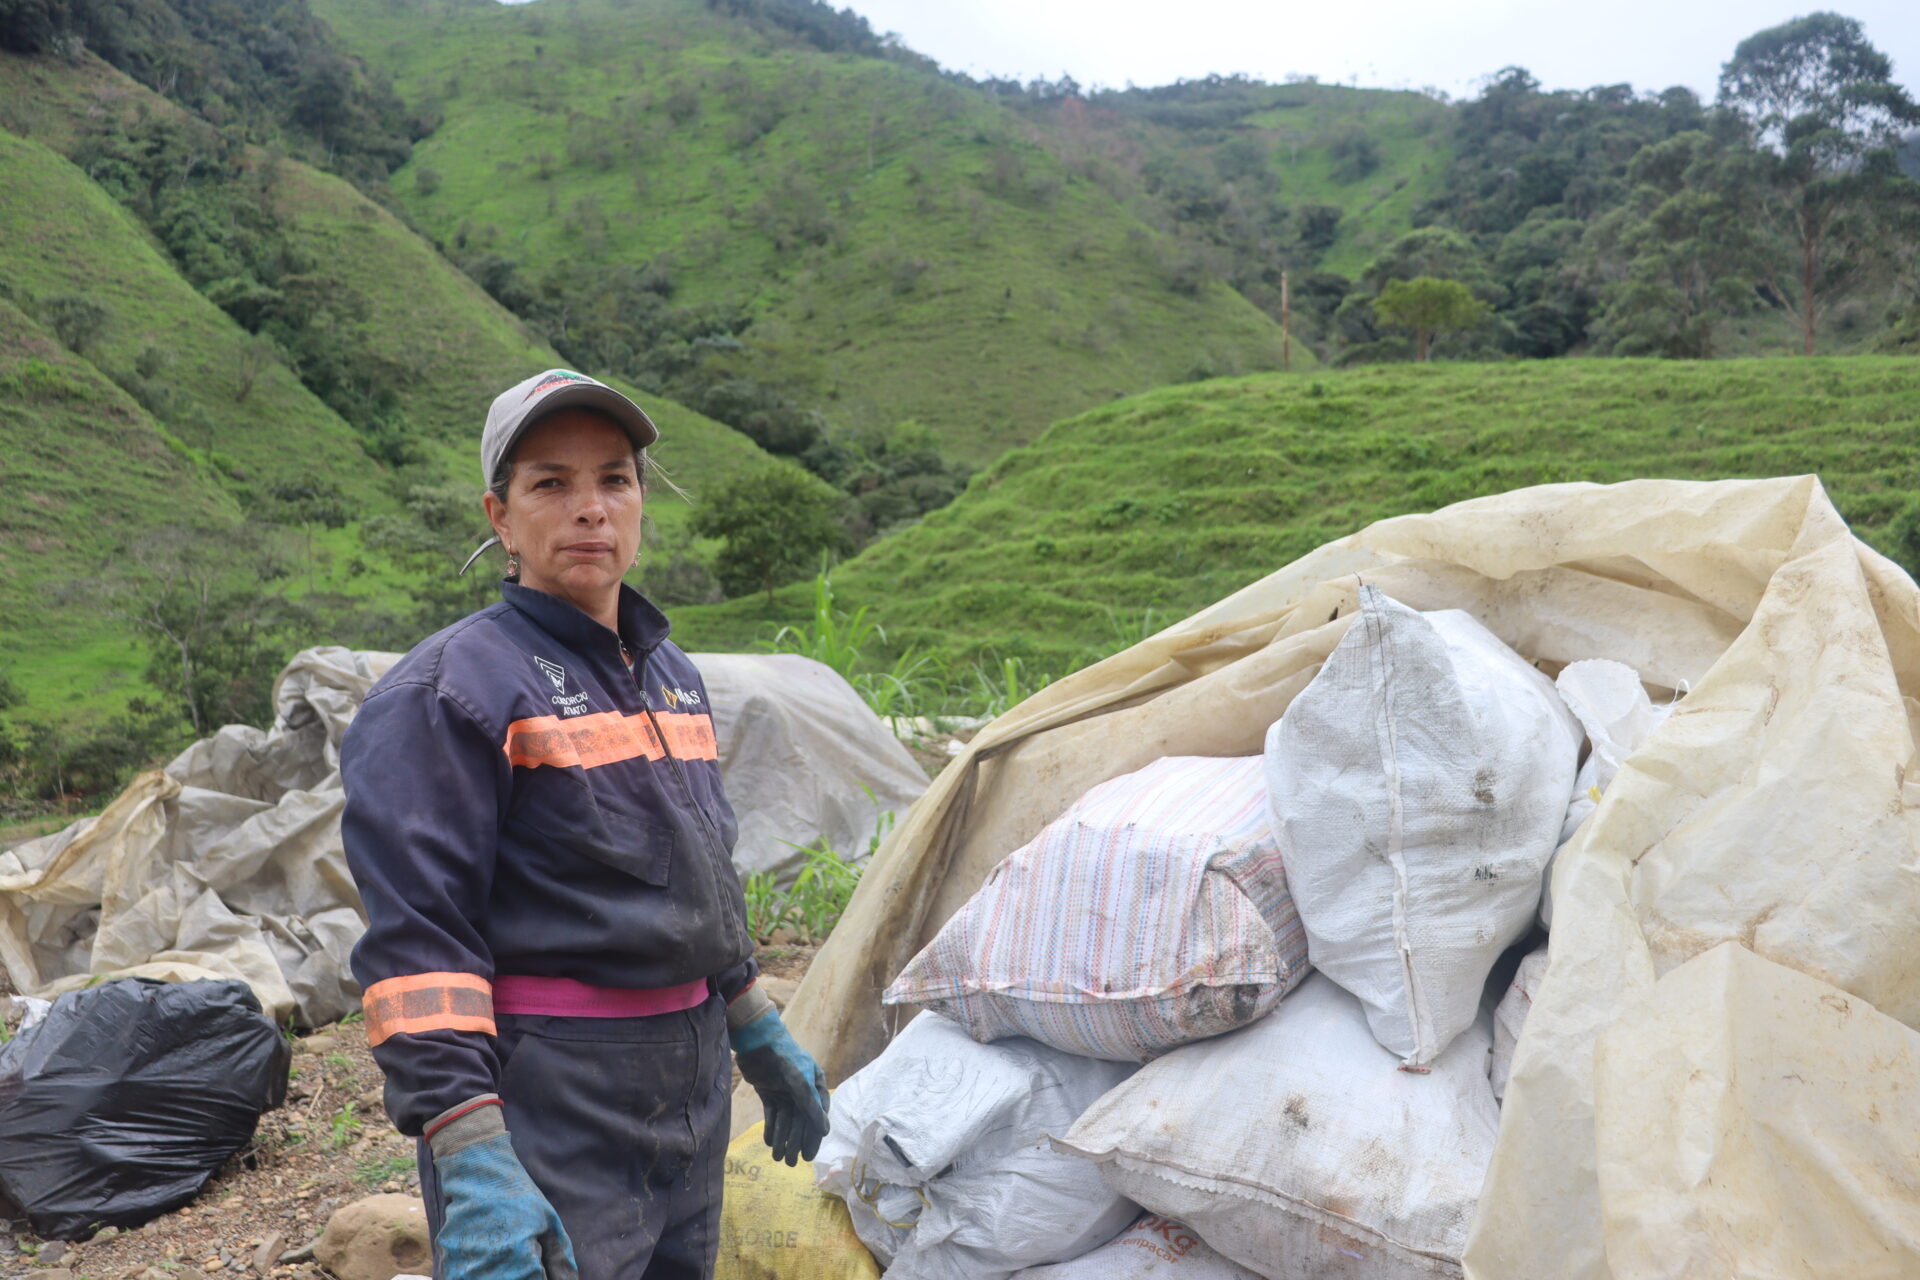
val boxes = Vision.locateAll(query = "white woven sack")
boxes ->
[1055,974,1499,1280]
[1489,945,1548,1102]
[884,756,1309,1062]
[1540,659,1674,927]
[815,1011,1138,1280]
[1010,1213,1264,1279]
[1265,586,1580,1064]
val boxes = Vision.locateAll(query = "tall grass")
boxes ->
[742,798,896,944]
[764,570,1089,723]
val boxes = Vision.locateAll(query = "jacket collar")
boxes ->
[501,580,672,658]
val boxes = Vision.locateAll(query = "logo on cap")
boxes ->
[523,370,591,402]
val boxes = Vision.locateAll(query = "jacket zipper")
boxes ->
[625,646,748,947]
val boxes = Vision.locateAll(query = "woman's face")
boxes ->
[482,408,643,625]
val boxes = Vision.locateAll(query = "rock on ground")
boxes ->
[312,1195,429,1280]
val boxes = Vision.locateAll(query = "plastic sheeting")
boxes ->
[0,648,392,1028]
[775,476,1920,1277]
[0,647,926,1027]
[1593,942,1920,1280]
[698,653,929,882]
[0,977,290,1238]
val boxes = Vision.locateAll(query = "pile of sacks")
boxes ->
[815,586,1673,1280]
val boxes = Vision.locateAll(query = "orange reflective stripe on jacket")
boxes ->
[363,972,496,1045]
[502,710,718,771]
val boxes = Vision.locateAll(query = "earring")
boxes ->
[632,549,642,568]
[506,547,520,578]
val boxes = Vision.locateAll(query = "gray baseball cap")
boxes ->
[479,368,659,487]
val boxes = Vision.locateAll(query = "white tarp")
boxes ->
[778,476,1920,1277]
[0,647,926,1026]
[699,653,929,881]
[1593,942,1920,1279]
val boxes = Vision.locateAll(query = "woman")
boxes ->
[341,369,830,1280]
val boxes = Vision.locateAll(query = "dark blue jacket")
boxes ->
[342,581,757,1134]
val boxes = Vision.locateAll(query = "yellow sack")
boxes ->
[716,1123,881,1280]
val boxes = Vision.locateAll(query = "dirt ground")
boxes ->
[1,942,822,1280]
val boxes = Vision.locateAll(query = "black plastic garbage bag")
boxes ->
[0,978,291,1239]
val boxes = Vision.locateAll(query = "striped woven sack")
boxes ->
[884,756,1310,1062]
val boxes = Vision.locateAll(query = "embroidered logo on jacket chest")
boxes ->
[660,684,702,710]
[535,656,592,716]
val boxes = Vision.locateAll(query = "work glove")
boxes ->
[427,1097,578,1280]
[728,988,831,1166]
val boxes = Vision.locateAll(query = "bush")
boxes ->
[36,293,110,355]
[690,465,846,605]
[0,701,185,807]
[1326,122,1382,183]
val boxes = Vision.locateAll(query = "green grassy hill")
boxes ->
[673,357,1920,672]
[0,51,785,744]
[0,50,779,524]
[311,0,1295,462]
[1234,84,1451,278]
[264,155,774,530]
[0,294,239,723]
[0,128,382,505]
[1025,78,1452,282]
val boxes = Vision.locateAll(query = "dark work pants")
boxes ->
[419,997,732,1280]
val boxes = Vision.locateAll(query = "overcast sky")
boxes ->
[834,1,1919,101]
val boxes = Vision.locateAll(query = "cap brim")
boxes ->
[505,382,661,459]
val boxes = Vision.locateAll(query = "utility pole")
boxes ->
[1281,269,1292,372]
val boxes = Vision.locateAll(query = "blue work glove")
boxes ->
[428,1098,578,1280]
[728,990,831,1166]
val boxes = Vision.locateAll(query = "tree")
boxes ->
[1295,204,1343,257]
[1583,132,1768,358]
[1752,145,1920,354]
[361,482,500,633]
[1719,13,1920,353]
[259,479,354,590]
[233,333,279,403]
[1326,122,1382,183]
[690,466,845,606]
[0,0,71,54]
[81,531,312,737]
[1359,228,1495,296]
[1372,277,1490,362]
[1494,214,1594,357]
[1719,13,1919,154]
[36,293,110,356]
[1335,227,1501,360]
